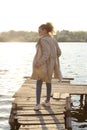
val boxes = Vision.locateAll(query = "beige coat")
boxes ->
[31,34,62,83]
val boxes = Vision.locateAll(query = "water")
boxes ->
[0,42,87,130]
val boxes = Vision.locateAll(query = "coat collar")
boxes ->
[40,34,51,38]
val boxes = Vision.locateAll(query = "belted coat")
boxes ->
[31,34,62,83]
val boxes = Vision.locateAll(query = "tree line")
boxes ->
[0,30,87,42]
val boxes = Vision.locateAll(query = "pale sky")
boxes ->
[0,0,87,32]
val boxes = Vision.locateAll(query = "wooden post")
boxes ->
[84,94,87,110]
[9,103,20,130]
[65,97,72,130]
[80,94,84,108]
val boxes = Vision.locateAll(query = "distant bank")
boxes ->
[0,30,87,42]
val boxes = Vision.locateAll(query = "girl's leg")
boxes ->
[36,80,43,105]
[46,82,51,102]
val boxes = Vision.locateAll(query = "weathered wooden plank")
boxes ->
[18,105,66,111]
[52,85,87,94]
[18,120,64,125]
[15,83,69,94]
[19,124,66,130]
[17,109,65,116]
[12,97,66,105]
[12,99,66,112]
[62,77,74,80]
[24,76,74,81]
[17,115,64,125]
[53,93,69,99]
[16,103,66,109]
[13,100,66,106]
[13,83,87,98]
[24,80,70,84]
[16,115,64,120]
[21,83,70,88]
[13,97,66,103]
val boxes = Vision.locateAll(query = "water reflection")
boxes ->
[71,95,87,129]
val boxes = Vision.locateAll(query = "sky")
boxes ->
[0,0,87,32]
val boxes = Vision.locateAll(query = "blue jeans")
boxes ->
[36,80,51,105]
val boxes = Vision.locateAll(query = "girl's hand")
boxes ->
[35,61,40,67]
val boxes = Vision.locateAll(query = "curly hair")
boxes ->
[39,22,55,34]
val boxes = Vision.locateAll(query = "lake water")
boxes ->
[0,42,87,130]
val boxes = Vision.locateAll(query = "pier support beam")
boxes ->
[9,103,20,130]
[84,94,87,110]
[65,97,72,130]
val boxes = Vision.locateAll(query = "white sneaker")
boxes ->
[34,104,41,111]
[42,100,50,107]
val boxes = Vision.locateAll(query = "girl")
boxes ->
[31,22,62,110]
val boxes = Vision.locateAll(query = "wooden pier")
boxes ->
[9,77,87,130]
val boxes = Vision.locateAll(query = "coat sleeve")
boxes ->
[53,38,61,57]
[57,43,61,57]
[38,39,50,65]
[55,41,61,57]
